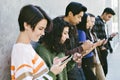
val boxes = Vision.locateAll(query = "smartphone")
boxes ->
[60,55,73,65]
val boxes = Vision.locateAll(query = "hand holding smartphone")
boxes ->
[110,32,118,38]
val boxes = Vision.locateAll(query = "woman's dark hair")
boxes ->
[18,4,52,32]
[42,19,71,53]
[87,13,95,17]
[35,6,53,33]
[77,13,92,40]
[77,13,88,32]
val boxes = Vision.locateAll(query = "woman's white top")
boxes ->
[11,43,52,80]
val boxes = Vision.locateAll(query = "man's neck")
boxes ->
[100,15,104,20]
[99,15,106,23]
[100,15,106,22]
[63,16,70,23]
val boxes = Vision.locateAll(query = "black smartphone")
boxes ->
[60,55,73,65]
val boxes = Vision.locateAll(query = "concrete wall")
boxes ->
[118,0,120,39]
[0,0,111,80]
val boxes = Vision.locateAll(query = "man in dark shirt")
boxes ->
[53,2,92,56]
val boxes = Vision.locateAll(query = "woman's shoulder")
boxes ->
[12,43,33,53]
[78,29,85,32]
[11,43,35,59]
[78,30,86,35]
[35,44,50,53]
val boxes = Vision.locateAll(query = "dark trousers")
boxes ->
[68,64,86,80]
[99,50,108,76]
[82,56,97,80]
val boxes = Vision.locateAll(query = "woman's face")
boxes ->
[86,15,91,29]
[29,19,47,42]
[60,27,69,44]
[90,17,95,29]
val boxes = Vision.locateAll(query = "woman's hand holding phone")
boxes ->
[50,56,69,75]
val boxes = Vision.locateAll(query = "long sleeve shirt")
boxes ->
[11,43,56,80]
[35,44,75,80]
[78,30,94,58]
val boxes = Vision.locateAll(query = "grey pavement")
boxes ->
[106,42,120,80]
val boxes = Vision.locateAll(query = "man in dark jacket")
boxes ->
[53,2,93,80]
[53,2,93,57]
[93,7,116,76]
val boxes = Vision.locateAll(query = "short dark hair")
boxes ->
[18,4,52,32]
[102,7,115,15]
[65,2,87,16]
[35,6,53,33]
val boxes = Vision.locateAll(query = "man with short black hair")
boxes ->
[53,2,92,56]
[53,2,93,80]
[93,7,117,76]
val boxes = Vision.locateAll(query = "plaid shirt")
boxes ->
[93,16,112,51]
